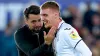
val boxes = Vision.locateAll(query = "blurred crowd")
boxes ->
[0,1,100,56]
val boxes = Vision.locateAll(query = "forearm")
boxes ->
[15,36,49,56]
[75,40,92,56]
[28,43,49,56]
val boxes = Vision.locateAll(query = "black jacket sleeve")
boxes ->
[14,31,49,56]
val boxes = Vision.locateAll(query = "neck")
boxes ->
[53,18,62,29]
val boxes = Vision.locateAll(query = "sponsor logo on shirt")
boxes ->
[70,31,78,39]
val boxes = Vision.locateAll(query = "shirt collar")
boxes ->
[58,20,65,29]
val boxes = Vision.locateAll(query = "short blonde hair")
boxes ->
[41,1,60,11]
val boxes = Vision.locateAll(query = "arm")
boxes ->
[75,40,92,56]
[14,31,49,56]
[64,27,92,56]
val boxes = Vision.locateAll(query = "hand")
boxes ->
[44,26,57,45]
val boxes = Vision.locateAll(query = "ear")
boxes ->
[54,12,59,19]
[54,11,59,17]
[55,13,57,16]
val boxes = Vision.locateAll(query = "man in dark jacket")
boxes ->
[14,5,54,56]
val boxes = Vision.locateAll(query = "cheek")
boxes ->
[49,17,53,22]
[47,16,52,21]
[41,22,43,26]
[29,23,35,27]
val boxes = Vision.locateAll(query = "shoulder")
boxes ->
[59,22,81,38]
[15,25,28,33]
[60,23,75,34]
[60,23,81,41]
[14,25,28,38]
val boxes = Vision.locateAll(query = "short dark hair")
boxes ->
[41,1,59,11]
[24,5,40,19]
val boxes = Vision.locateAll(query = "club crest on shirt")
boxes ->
[70,31,78,39]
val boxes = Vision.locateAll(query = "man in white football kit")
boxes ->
[53,20,92,56]
[40,1,92,56]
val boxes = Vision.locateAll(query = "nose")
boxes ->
[35,22,41,27]
[41,16,45,21]
[40,15,47,24]
[41,14,46,20]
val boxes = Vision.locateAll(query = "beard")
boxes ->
[32,29,40,33]
[31,27,42,33]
